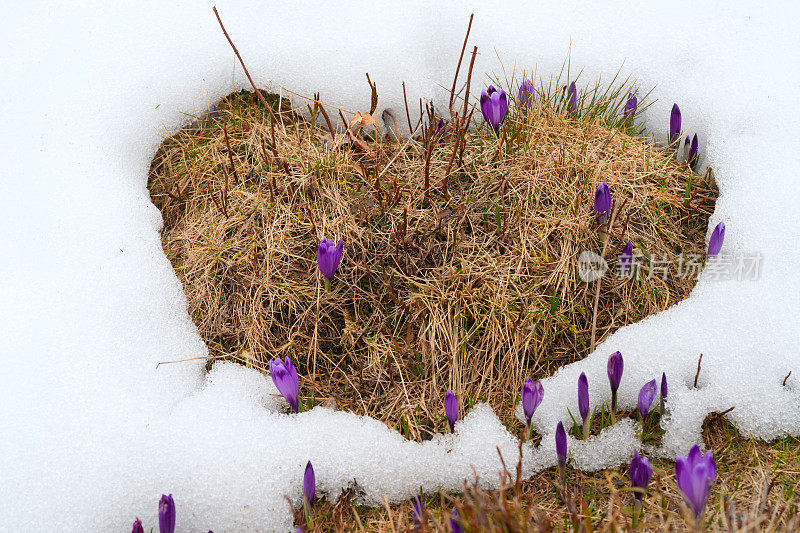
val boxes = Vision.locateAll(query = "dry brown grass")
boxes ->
[148,86,715,433]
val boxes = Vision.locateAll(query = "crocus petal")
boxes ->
[578,372,589,424]
[670,103,682,143]
[555,421,567,466]
[480,90,489,122]
[445,390,459,433]
[450,508,462,533]
[661,372,668,401]
[158,494,176,533]
[638,379,657,420]
[620,242,633,275]
[304,461,316,506]
[708,222,725,257]
[132,519,144,533]
[607,351,624,394]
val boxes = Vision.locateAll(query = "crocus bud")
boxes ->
[317,239,344,282]
[521,378,544,430]
[669,104,681,146]
[450,508,462,533]
[270,356,300,413]
[708,222,725,257]
[303,461,316,508]
[435,118,447,143]
[412,493,424,528]
[638,380,657,423]
[445,390,459,433]
[132,518,144,533]
[623,92,637,121]
[659,372,668,415]
[480,86,508,134]
[687,133,699,169]
[566,82,578,113]
[158,494,176,533]
[518,79,535,108]
[594,182,611,222]
[620,241,633,276]
[607,351,624,420]
[578,372,590,437]
[675,444,716,518]
[556,421,568,484]
[630,450,653,503]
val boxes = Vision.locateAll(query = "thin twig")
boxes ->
[694,353,703,388]
[222,123,241,185]
[782,370,792,386]
[402,81,413,134]
[449,13,474,114]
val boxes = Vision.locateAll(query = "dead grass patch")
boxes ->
[148,86,716,431]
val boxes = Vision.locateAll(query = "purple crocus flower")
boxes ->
[317,239,344,282]
[630,450,653,503]
[659,372,669,415]
[607,351,624,419]
[556,421,568,484]
[480,85,508,133]
[412,493,424,527]
[708,222,725,257]
[132,518,144,533]
[638,380,657,422]
[594,182,611,222]
[623,92,638,121]
[445,390,459,433]
[518,79,535,108]
[620,241,633,276]
[522,377,544,429]
[669,104,682,145]
[270,356,300,413]
[567,82,577,112]
[450,508,462,533]
[578,372,590,437]
[304,461,315,508]
[686,133,699,169]
[158,494,176,533]
[676,444,717,518]
[435,117,447,143]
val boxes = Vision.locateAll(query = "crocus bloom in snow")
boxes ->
[708,222,725,257]
[594,182,611,222]
[304,461,316,507]
[660,372,668,415]
[676,444,717,518]
[480,85,508,133]
[638,379,657,422]
[522,377,544,429]
[669,103,682,145]
[132,518,144,533]
[607,351,624,417]
[567,82,577,112]
[684,133,699,169]
[556,421,568,483]
[450,508,462,533]
[578,372,590,437]
[445,390,459,433]
[623,92,637,121]
[159,494,176,533]
[317,239,344,281]
[630,450,653,502]
[270,356,300,413]
[518,79,535,107]
[412,493,424,527]
[620,241,633,275]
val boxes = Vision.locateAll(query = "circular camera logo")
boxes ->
[577,250,608,283]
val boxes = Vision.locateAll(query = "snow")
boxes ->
[1,1,799,531]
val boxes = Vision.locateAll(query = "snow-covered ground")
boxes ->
[1,1,798,531]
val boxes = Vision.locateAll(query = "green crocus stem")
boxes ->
[582,417,591,440]
[633,500,641,529]
[324,278,331,292]
[610,393,617,424]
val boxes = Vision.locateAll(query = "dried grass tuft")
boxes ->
[148,84,715,433]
